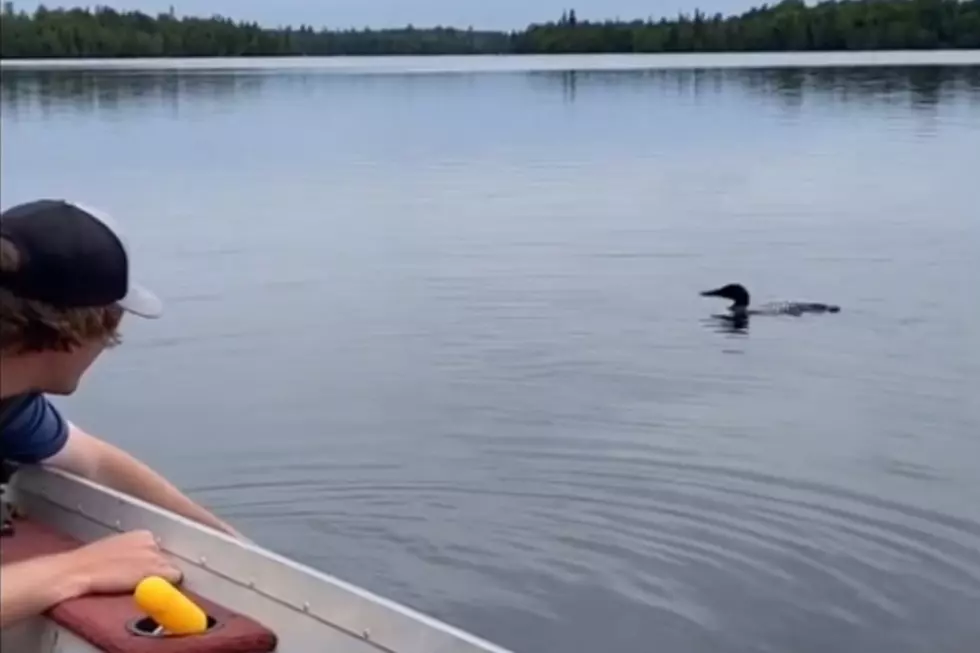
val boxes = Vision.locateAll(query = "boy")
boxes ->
[1,199,238,628]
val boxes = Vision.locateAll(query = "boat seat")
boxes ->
[0,516,278,653]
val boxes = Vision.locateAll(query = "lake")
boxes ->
[2,53,979,653]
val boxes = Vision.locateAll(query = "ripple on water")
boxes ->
[196,430,980,652]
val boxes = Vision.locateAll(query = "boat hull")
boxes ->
[2,466,512,653]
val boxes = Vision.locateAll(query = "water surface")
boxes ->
[2,54,979,653]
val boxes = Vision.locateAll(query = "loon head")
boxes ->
[701,283,750,310]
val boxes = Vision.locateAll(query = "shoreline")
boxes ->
[3,50,980,72]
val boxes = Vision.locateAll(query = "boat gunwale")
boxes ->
[8,466,512,653]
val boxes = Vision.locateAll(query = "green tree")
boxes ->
[2,0,978,58]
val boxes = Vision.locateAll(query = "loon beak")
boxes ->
[700,288,725,298]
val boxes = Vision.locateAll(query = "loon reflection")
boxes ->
[701,283,840,332]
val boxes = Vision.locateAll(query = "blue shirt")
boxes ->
[0,393,70,464]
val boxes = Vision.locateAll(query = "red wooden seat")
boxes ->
[0,516,277,653]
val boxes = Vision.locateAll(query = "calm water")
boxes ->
[2,54,980,653]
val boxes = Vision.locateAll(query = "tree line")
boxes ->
[2,0,979,59]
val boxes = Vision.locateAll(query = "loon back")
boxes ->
[701,283,840,317]
[752,301,841,316]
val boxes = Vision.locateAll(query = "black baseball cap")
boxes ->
[0,199,162,318]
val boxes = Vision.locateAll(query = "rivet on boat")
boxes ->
[303,602,311,612]
[200,556,208,566]
[362,629,371,639]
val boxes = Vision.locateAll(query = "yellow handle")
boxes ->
[134,576,209,635]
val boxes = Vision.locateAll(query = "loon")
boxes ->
[700,283,840,318]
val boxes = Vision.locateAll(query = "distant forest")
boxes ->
[1,1,979,59]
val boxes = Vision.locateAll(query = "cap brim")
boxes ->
[117,281,163,318]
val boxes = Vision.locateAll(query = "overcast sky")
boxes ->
[32,1,759,30]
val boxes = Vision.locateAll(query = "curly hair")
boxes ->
[0,236,123,354]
